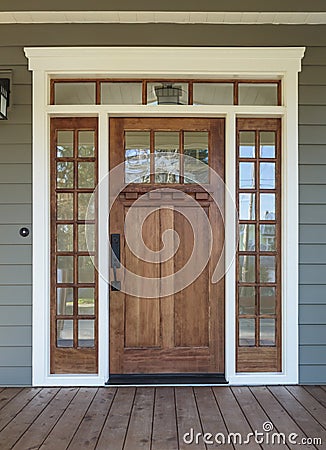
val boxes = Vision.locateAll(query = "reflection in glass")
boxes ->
[101,82,142,104]
[260,287,276,315]
[239,318,255,346]
[54,82,96,105]
[78,320,95,347]
[193,83,233,105]
[239,193,255,220]
[260,193,275,220]
[260,256,276,283]
[239,162,255,189]
[260,224,276,251]
[78,256,95,283]
[78,131,95,157]
[57,131,73,157]
[57,193,73,220]
[78,162,95,188]
[78,224,95,252]
[57,224,73,252]
[78,193,94,220]
[260,163,275,189]
[260,318,276,346]
[125,131,150,183]
[260,132,276,158]
[57,162,74,188]
[78,288,95,315]
[239,287,255,315]
[239,255,255,282]
[57,256,73,283]
[57,288,74,315]
[239,83,278,106]
[147,82,188,105]
[155,132,179,183]
[184,132,209,183]
[239,131,255,158]
[57,320,74,347]
[239,224,255,251]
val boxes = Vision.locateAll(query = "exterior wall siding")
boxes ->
[0,24,325,385]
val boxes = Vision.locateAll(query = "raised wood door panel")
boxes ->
[109,118,225,375]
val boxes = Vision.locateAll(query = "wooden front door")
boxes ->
[109,118,225,376]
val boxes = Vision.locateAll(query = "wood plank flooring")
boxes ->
[0,386,324,449]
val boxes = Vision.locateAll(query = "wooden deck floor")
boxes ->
[0,386,325,449]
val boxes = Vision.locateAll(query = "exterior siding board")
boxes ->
[0,25,326,385]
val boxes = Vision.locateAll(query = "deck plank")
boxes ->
[68,387,116,450]
[303,385,326,408]
[12,388,78,450]
[0,388,23,411]
[232,386,290,449]
[251,386,315,449]
[194,386,232,449]
[286,385,326,429]
[123,387,155,450]
[96,387,136,450]
[0,388,59,450]
[151,387,178,450]
[268,386,326,449]
[40,388,97,450]
[175,387,206,450]
[213,387,260,450]
[0,387,41,432]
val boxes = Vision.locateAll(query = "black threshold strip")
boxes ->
[106,373,228,385]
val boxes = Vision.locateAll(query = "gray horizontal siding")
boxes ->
[0,184,31,203]
[0,246,31,264]
[299,305,326,324]
[300,325,326,344]
[0,347,32,366]
[300,185,326,203]
[300,346,326,365]
[0,286,32,305]
[0,306,32,326]
[300,225,326,244]
[299,265,326,284]
[300,366,326,384]
[0,225,32,245]
[0,367,31,386]
[0,326,31,346]
[300,245,326,264]
[300,285,326,304]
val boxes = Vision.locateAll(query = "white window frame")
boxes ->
[24,46,305,386]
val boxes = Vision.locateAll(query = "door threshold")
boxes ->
[106,373,228,385]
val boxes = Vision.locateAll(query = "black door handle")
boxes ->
[110,234,121,291]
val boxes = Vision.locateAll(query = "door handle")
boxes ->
[110,234,121,291]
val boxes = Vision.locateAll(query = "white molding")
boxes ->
[25,46,304,386]
[3,11,326,25]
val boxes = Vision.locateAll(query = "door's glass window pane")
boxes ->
[57,256,73,283]
[239,255,255,282]
[155,132,180,183]
[260,256,276,283]
[56,288,74,315]
[101,82,142,104]
[239,224,255,251]
[57,131,73,157]
[260,132,276,158]
[78,162,95,188]
[78,320,95,347]
[239,83,278,106]
[260,287,276,315]
[57,320,74,347]
[57,224,73,252]
[184,132,209,184]
[239,318,255,346]
[239,162,255,189]
[54,82,96,105]
[260,163,275,189]
[78,256,95,283]
[78,193,95,220]
[260,193,275,220]
[239,193,255,220]
[193,83,233,105]
[78,224,95,252]
[125,131,150,184]
[260,318,276,346]
[239,131,255,158]
[260,224,276,251]
[78,131,95,157]
[78,288,95,315]
[57,193,74,220]
[57,162,74,189]
[239,287,255,315]
[147,82,188,105]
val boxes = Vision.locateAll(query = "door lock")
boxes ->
[110,234,121,291]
